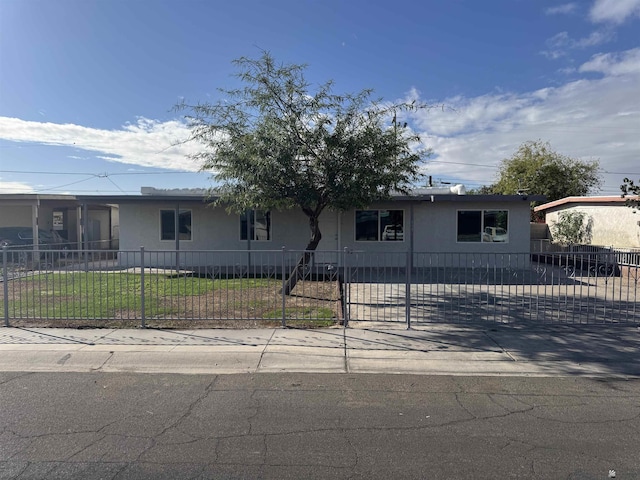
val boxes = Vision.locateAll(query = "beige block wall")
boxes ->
[546,205,640,248]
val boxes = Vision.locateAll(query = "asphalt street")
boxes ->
[1,324,640,479]
[1,372,640,479]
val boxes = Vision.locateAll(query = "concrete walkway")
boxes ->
[1,323,639,377]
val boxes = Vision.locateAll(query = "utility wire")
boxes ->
[35,176,98,193]
[0,169,198,176]
[104,176,126,193]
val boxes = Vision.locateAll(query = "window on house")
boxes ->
[355,210,404,241]
[240,210,271,241]
[457,210,508,243]
[160,209,192,241]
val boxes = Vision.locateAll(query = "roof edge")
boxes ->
[534,195,639,212]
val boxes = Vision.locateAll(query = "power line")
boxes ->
[0,169,199,176]
[428,160,499,169]
[32,188,142,194]
[36,176,98,193]
[600,170,640,176]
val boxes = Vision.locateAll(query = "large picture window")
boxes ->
[457,210,508,243]
[355,210,404,242]
[241,210,271,241]
[160,209,192,241]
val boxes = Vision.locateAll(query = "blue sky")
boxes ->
[1,0,639,196]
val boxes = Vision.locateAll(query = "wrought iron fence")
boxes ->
[2,246,639,328]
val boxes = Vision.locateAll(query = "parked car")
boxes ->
[382,225,404,241]
[0,227,72,254]
[482,226,508,242]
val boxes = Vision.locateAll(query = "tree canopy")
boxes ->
[491,140,602,202]
[621,177,639,212]
[178,52,429,253]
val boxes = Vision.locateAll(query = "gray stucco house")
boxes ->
[0,188,542,268]
[104,187,542,268]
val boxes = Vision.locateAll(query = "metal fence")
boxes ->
[531,240,640,269]
[2,246,639,328]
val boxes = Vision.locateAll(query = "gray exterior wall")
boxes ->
[0,205,31,227]
[117,197,533,268]
[118,201,338,251]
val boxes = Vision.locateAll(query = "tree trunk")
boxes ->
[281,214,322,296]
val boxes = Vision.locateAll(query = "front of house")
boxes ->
[111,187,541,268]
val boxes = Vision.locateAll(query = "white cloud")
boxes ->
[574,29,615,47]
[0,117,203,171]
[590,0,640,24]
[545,3,578,15]
[0,179,36,193]
[579,47,640,75]
[540,29,615,59]
[409,48,640,194]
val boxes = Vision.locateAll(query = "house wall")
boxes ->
[117,202,340,267]
[118,202,339,251]
[118,198,534,269]
[546,204,640,248]
[337,199,532,267]
[87,209,112,248]
[0,206,32,227]
[530,223,549,240]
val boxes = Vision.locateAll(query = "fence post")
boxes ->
[140,246,146,329]
[3,246,9,327]
[342,247,349,328]
[281,247,286,328]
[405,251,411,330]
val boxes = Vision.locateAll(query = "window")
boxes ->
[457,210,508,243]
[52,211,64,231]
[160,209,192,241]
[240,210,271,241]
[355,210,404,241]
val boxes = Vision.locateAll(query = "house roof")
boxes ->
[0,188,545,206]
[534,195,638,212]
[72,193,545,205]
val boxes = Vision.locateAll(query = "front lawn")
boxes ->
[1,271,341,328]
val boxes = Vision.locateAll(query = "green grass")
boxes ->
[7,272,276,319]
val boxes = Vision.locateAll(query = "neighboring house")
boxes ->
[534,196,640,249]
[0,194,119,249]
[101,187,543,268]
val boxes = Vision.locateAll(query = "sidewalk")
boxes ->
[1,323,639,377]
